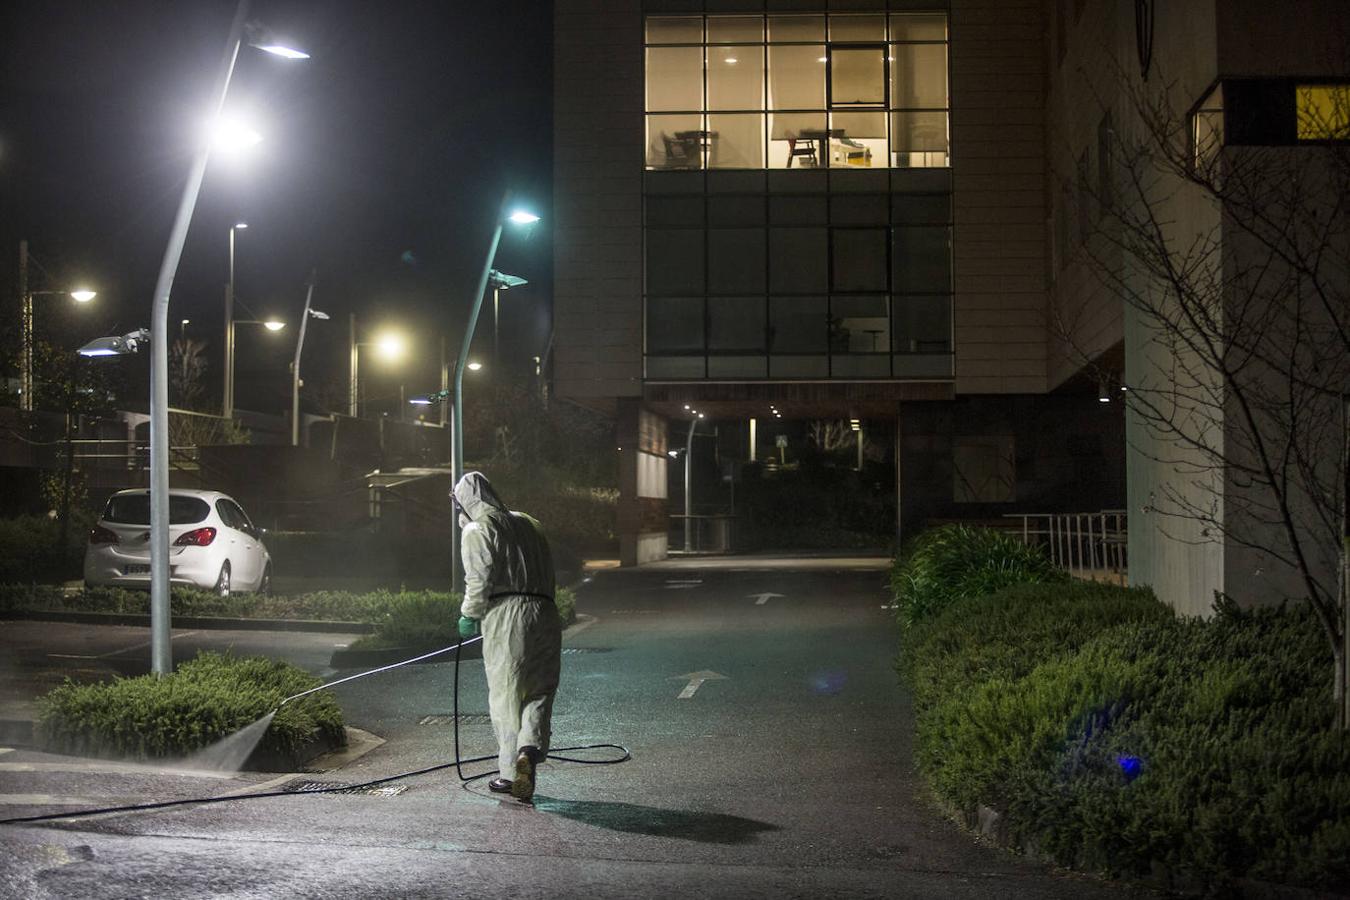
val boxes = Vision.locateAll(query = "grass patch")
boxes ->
[38,651,344,762]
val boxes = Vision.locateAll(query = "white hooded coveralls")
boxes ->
[454,472,561,783]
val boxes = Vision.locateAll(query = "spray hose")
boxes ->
[0,635,631,826]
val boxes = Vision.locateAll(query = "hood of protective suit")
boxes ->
[453,471,508,523]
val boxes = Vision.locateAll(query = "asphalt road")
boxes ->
[0,563,1155,899]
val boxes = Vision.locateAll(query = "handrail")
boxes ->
[1003,510,1127,585]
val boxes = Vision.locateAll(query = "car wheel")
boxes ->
[258,564,272,596]
[214,562,231,598]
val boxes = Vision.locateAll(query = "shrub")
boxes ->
[0,514,84,583]
[37,651,344,761]
[348,587,578,652]
[902,582,1350,892]
[890,524,1067,624]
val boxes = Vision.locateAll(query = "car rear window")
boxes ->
[103,494,211,525]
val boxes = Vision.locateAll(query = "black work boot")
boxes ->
[511,746,540,802]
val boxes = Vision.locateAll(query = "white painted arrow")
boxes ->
[664,579,703,590]
[748,592,785,605]
[671,670,728,699]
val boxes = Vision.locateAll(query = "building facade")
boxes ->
[552,0,1347,616]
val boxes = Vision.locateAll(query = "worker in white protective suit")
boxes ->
[453,471,561,802]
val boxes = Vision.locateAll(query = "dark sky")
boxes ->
[0,0,553,416]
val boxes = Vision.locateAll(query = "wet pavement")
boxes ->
[0,561,1156,899]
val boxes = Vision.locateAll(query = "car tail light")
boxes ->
[89,525,119,545]
[174,527,217,547]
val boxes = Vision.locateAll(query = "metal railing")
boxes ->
[668,513,736,554]
[1003,510,1127,585]
[66,438,200,472]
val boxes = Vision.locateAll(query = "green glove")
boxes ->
[458,616,480,639]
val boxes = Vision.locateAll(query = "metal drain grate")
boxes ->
[419,713,492,726]
[562,647,611,655]
[284,780,407,796]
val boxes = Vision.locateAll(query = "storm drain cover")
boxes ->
[562,647,611,655]
[419,714,492,726]
[284,780,407,796]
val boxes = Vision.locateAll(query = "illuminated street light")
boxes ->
[143,0,308,673]
[208,116,263,152]
[377,332,406,361]
[450,196,540,589]
[245,21,310,59]
[17,241,99,412]
[467,361,483,372]
[79,329,150,358]
[263,319,285,332]
[348,318,410,418]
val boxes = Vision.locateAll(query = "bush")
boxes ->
[0,514,84,583]
[348,586,578,652]
[900,580,1350,892]
[890,524,1067,624]
[37,651,344,762]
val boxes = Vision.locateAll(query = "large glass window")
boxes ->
[645,12,949,171]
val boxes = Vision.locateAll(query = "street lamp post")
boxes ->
[488,269,528,370]
[223,222,248,419]
[291,271,329,446]
[18,240,97,412]
[145,0,306,674]
[224,316,286,417]
[449,196,539,590]
[348,320,407,419]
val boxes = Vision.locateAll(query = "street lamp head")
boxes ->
[467,361,483,372]
[308,309,331,320]
[209,116,263,152]
[70,289,97,303]
[245,21,310,59]
[488,269,529,290]
[234,222,249,231]
[79,328,150,358]
[507,210,541,225]
[263,319,286,332]
[376,333,406,361]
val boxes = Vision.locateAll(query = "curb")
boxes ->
[0,609,375,634]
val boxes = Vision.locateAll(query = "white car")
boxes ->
[84,489,272,596]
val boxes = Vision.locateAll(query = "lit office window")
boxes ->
[645,12,950,170]
[1297,84,1350,141]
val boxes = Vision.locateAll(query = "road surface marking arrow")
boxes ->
[671,670,728,699]
[748,592,785,605]
[664,578,703,590]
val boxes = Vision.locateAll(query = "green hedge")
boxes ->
[890,524,1068,624]
[349,586,578,652]
[0,514,85,583]
[0,584,432,623]
[38,651,344,761]
[900,580,1350,891]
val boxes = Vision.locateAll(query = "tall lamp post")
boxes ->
[449,196,539,589]
[18,240,96,412]
[488,269,528,369]
[348,321,407,418]
[145,2,307,674]
[222,222,248,419]
[291,271,329,445]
